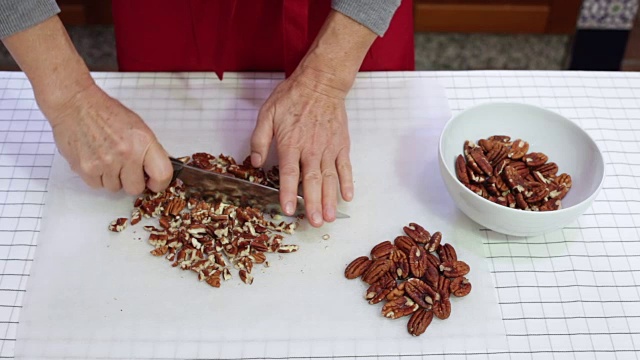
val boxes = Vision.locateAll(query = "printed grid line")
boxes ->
[1,70,640,359]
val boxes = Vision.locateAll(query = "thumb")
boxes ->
[144,141,173,193]
[250,107,274,168]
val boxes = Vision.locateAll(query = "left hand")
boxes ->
[249,70,354,227]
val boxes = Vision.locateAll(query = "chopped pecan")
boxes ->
[108,218,128,232]
[239,269,253,285]
[150,245,168,256]
[407,308,434,336]
[345,256,373,280]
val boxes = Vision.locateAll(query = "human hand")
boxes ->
[250,71,354,227]
[45,84,173,194]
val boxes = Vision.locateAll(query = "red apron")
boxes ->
[111,0,414,79]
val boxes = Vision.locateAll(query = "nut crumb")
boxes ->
[322,234,330,240]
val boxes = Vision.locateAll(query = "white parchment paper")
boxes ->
[16,74,506,359]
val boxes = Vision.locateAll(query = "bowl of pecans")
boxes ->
[438,102,605,237]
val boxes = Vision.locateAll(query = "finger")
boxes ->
[321,153,338,223]
[336,147,354,202]
[120,159,146,195]
[101,167,123,192]
[250,107,274,168]
[143,141,173,193]
[301,153,323,227]
[277,146,301,217]
[79,172,102,189]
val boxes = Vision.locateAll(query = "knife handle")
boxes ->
[169,157,185,183]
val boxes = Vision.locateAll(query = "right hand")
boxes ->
[43,83,173,195]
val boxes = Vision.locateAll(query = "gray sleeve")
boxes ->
[331,0,401,36]
[0,0,60,39]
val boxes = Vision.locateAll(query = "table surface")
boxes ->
[1,70,640,359]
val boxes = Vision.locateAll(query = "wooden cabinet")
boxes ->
[414,0,583,34]
[56,0,112,25]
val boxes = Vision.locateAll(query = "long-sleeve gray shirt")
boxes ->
[0,0,401,39]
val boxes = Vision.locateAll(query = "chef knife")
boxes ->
[170,157,349,219]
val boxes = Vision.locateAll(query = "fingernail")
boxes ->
[312,212,323,225]
[251,152,262,167]
[325,207,335,220]
[285,202,294,215]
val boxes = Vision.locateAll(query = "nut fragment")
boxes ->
[239,269,253,285]
[108,218,128,232]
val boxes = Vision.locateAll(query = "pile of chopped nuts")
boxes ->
[108,153,299,287]
[456,135,572,211]
[345,223,471,336]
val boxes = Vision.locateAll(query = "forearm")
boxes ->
[296,10,377,96]
[2,15,94,121]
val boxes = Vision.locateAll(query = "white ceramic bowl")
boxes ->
[438,102,605,237]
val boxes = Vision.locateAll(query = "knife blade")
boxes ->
[169,157,349,219]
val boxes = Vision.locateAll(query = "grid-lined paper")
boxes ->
[1,70,640,359]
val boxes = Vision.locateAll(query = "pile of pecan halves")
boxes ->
[344,223,471,336]
[456,135,573,211]
[108,153,299,288]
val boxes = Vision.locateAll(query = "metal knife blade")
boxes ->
[169,157,349,219]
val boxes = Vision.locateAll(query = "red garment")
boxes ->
[112,0,414,78]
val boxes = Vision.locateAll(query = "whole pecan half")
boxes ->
[381,296,419,319]
[450,276,472,297]
[425,232,442,253]
[345,256,372,280]
[386,282,406,301]
[433,296,452,320]
[469,147,493,176]
[403,223,431,244]
[394,235,417,257]
[422,262,440,288]
[507,139,529,160]
[362,259,393,285]
[409,246,428,278]
[437,243,457,263]
[365,273,396,304]
[407,308,434,336]
[390,249,410,279]
[440,261,471,278]
[404,278,439,309]
[534,162,558,177]
[487,144,509,166]
[523,152,548,167]
[370,240,394,260]
[456,155,470,184]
